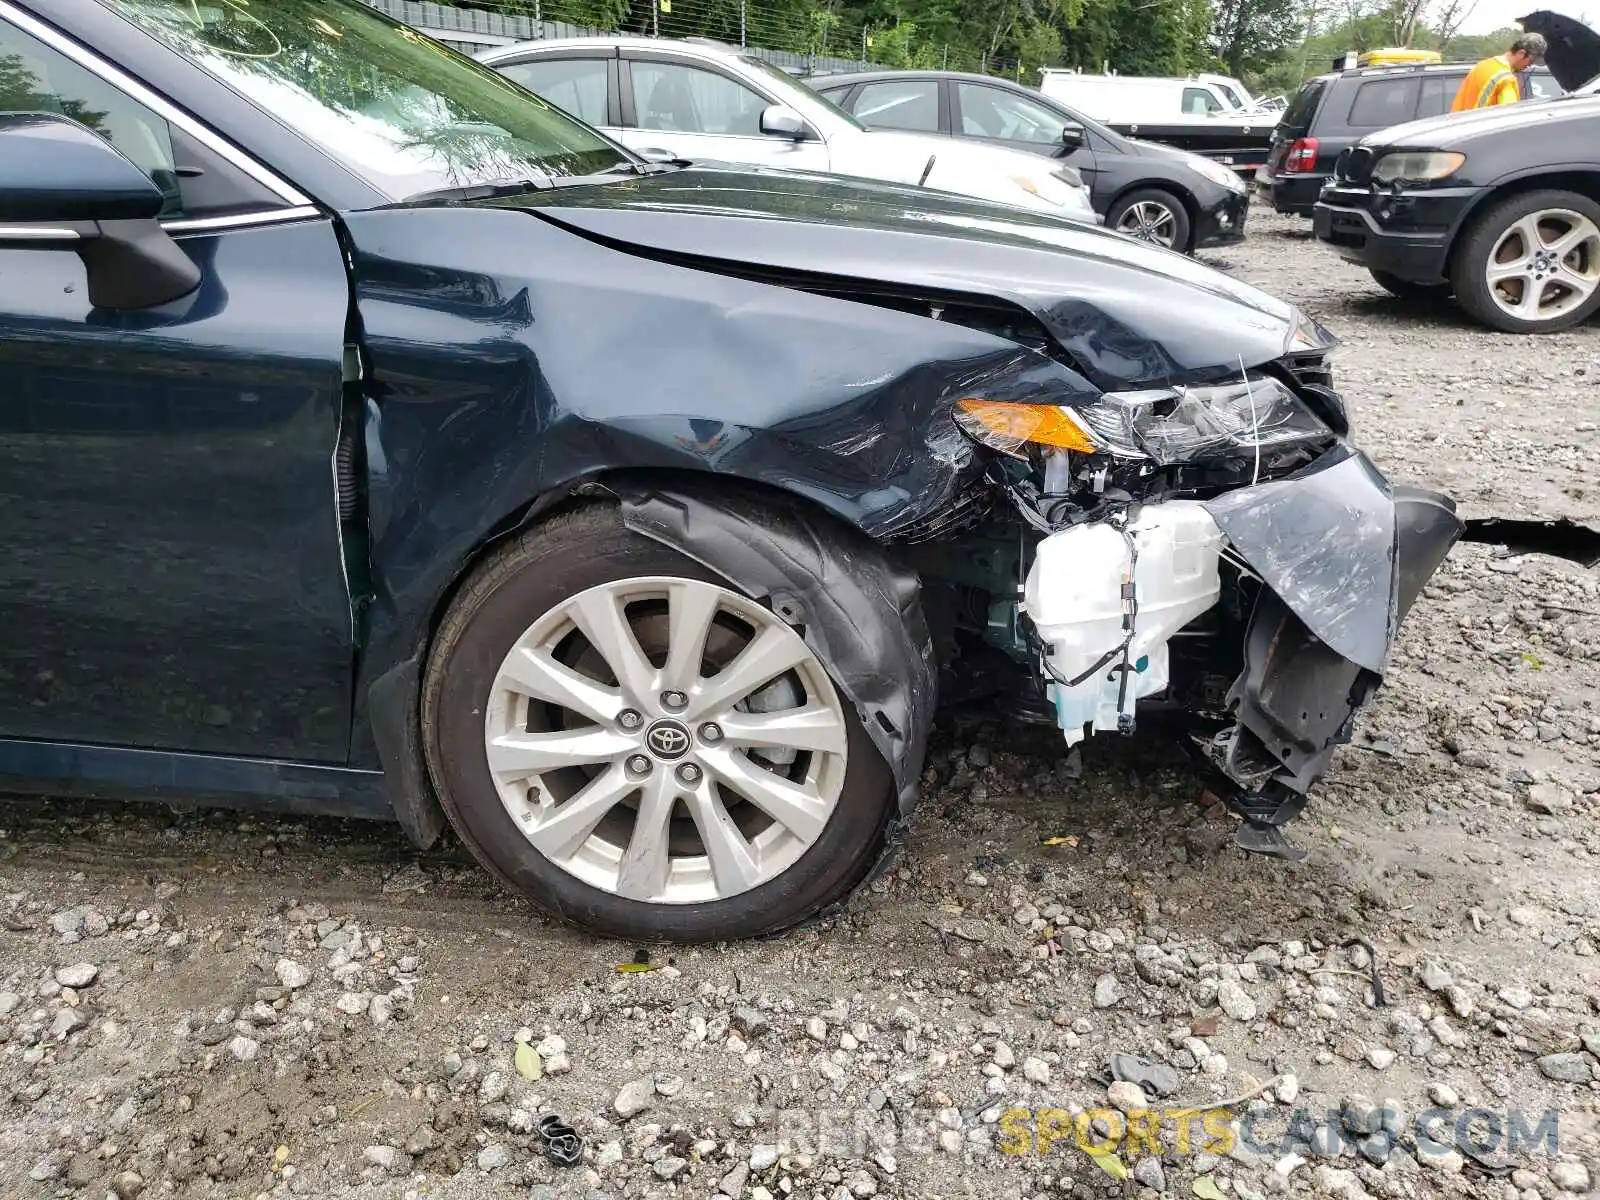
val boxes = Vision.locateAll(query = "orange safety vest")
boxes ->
[1451,55,1523,110]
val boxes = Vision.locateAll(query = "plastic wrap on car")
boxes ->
[611,479,937,816]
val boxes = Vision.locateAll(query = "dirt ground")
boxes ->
[0,204,1598,1200]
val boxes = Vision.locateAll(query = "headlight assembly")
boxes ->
[956,374,1331,464]
[1371,151,1465,185]
[1191,155,1246,191]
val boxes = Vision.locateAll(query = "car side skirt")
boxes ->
[0,737,392,820]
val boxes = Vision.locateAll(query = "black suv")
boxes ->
[810,69,1252,253]
[1314,90,1600,333]
[1256,63,1563,216]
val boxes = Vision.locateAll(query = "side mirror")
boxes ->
[635,145,683,164]
[759,104,813,141]
[0,114,201,310]
[1060,122,1086,152]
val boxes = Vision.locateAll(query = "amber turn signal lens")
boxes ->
[954,399,1097,455]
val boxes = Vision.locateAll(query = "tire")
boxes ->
[1449,189,1600,334]
[1107,188,1192,252]
[1369,268,1451,302]
[421,502,895,942]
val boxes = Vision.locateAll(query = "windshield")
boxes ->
[740,57,865,130]
[100,0,630,199]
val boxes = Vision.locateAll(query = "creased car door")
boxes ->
[0,17,356,762]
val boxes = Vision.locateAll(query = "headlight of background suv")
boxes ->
[956,374,1330,464]
[1371,151,1465,185]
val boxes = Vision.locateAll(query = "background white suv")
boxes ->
[478,37,1097,224]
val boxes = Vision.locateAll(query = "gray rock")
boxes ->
[1550,1162,1591,1193]
[477,1144,512,1172]
[1218,980,1257,1021]
[653,1155,688,1181]
[1428,1082,1459,1108]
[613,1077,654,1118]
[228,1035,260,1062]
[54,962,98,988]
[479,1071,508,1103]
[1310,1124,1346,1158]
[1133,1156,1166,1191]
[1366,1047,1396,1070]
[1527,783,1575,814]
[992,1040,1015,1069]
[1107,1081,1148,1112]
[1022,1056,1051,1083]
[846,1168,878,1197]
[29,1153,64,1182]
[50,1008,88,1040]
[655,1073,685,1097]
[362,1146,401,1171]
[0,991,19,1017]
[1093,974,1124,1009]
[109,1170,144,1199]
[1357,1132,1392,1164]
[275,959,311,990]
[718,1163,751,1196]
[1537,1052,1592,1083]
[732,1005,770,1037]
[1418,959,1453,992]
[805,1016,828,1043]
[750,1143,782,1170]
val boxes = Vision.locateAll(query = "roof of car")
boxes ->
[804,69,1030,88]
[478,35,747,62]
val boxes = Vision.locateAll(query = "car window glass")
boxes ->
[1415,73,1460,118]
[0,19,182,216]
[957,83,1062,143]
[630,61,765,135]
[1280,78,1326,131]
[854,80,939,132]
[500,58,608,127]
[1347,77,1418,126]
[104,0,628,201]
[1182,86,1221,114]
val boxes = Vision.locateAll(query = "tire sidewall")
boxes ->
[422,512,894,942]
[1452,189,1600,334]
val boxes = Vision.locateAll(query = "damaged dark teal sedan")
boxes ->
[0,0,1462,941]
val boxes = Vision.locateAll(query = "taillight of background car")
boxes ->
[1282,137,1319,173]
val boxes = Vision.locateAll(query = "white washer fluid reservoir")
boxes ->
[1022,500,1225,747]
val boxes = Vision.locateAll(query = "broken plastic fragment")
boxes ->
[1084,1147,1128,1179]
[1193,1177,1227,1200]
[1041,835,1081,847]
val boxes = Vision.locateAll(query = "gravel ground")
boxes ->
[1,203,1598,1200]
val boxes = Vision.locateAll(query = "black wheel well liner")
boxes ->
[369,468,937,849]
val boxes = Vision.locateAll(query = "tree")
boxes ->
[1211,0,1302,77]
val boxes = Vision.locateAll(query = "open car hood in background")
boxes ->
[1521,10,1600,91]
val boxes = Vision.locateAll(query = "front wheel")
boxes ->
[421,503,894,942]
[1107,188,1191,252]
[1450,190,1600,333]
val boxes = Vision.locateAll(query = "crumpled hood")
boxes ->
[486,165,1302,389]
[1363,91,1600,150]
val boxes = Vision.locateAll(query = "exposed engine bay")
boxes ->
[905,342,1463,861]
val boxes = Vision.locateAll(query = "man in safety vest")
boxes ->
[1451,33,1548,111]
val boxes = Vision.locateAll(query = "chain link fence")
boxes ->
[362,0,1034,80]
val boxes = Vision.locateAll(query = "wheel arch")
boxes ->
[366,466,939,851]
[1105,178,1201,249]
[1444,169,1600,275]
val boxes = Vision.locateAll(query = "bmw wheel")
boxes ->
[422,503,894,941]
[1107,188,1191,251]
[1451,190,1600,334]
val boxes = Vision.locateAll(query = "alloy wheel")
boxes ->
[1116,201,1179,247]
[1485,209,1600,323]
[483,577,848,905]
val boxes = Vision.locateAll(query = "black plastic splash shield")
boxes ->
[1202,447,1400,675]
[1208,448,1462,796]
[611,479,938,816]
